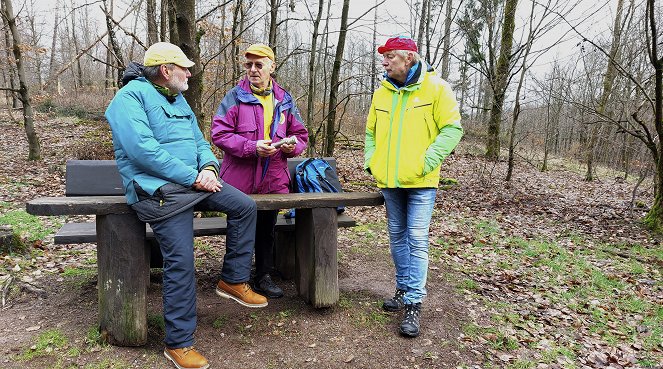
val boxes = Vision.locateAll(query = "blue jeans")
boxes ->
[149,182,256,348]
[381,188,437,305]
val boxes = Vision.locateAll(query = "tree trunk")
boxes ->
[305,0,324,156]
[416,0,427,49]
[486,0,517,161]
[147,0,159,45]
[172,0,203,131]
[440,0,453,79]
[71,9,83,90]
[160,0,168,42]
[1,1,18,108]
[104,0,113,89]
[231,0,243,81]
[506,0,536,181]
[371,0,377,89]
[268,0,278,59]
[28,16,43,87]
[104,0,124,87]
[323,0,350,156]
[1,0,41,160]
[644,0,663,230]
[47,0,59,90]
[585,0,625,181]
[168,0,179,44]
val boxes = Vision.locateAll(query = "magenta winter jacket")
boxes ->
[211,78,309,194]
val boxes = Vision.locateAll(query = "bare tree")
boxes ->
[506,0,566,180]
[506,0,535,181]
[147,0,159,45]
[103,0,124,87]
[1,0,41,160]
[305,0,325,156]
[47,0,59,90]
[323,0,350,156]
[1,0,18,108]
[584,0,626,181]
[230,0,244,80]
[644,0,663,230]
[160,0,168,41]
[268,0,279,58]
[416,0,428,48]
[171,0,204,129]
[440,0,453,79]
[486,0,518,160]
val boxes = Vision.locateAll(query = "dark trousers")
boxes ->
[149,183,257,348]
[254,209,278,278]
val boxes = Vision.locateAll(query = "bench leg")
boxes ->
[96,213,149,346]
[295,208,339,308]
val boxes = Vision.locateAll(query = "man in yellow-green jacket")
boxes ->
[365,36,463,338]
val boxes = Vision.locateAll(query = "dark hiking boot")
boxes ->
[252,274,284,298]
[399,303,421,338]
[382,289,406,312]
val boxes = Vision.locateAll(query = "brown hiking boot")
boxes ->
[164,346,209,369]
[216,280,268,308]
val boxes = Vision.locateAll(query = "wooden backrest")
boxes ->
[65,160,124,196]
[65,157,338,197]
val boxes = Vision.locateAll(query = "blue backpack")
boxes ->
[284,158,344,218]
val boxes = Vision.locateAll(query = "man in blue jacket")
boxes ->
[105,42,267,369]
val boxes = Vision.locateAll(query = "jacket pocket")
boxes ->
[160,105,194,142]
[397,151,426,186]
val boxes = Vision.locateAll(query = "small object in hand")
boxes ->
[271,136,297,148]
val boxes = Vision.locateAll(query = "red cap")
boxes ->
[378,37,418,54]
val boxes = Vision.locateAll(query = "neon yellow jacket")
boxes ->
[364,62,463,188]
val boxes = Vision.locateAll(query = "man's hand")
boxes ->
[279,142,295,154]
[193,169,222,192]
[256,140,277,157]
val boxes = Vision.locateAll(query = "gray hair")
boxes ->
[142,63,175,82]
[393,50,421,64]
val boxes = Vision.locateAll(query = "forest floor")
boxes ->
[0,111,661,369]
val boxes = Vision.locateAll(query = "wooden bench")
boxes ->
[27,159,383,346]
[55,159,357,274]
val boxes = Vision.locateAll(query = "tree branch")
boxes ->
[197,0,233,23]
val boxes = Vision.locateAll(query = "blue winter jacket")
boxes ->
[105,75,218,206]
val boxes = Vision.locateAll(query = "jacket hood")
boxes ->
[121,62,145,86]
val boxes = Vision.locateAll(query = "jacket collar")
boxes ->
[236,77,292,107]
[382,61,434,92]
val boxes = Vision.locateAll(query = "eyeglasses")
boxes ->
[243,61,267,70]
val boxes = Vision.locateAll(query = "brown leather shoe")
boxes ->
[216,280,268,308]
[164,346,209,369]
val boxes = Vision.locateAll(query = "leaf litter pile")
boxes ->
[1,114,662,369]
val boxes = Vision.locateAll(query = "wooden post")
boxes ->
[96,213,149,346]
[295,208,339,307]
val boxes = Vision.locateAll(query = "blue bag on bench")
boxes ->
[284,158,344,218]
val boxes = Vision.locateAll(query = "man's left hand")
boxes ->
[193,169,222,192]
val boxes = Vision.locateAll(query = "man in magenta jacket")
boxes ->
[211,43,309,298]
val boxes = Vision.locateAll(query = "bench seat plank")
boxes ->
[27,192,384,216]
[54,213,357,244]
